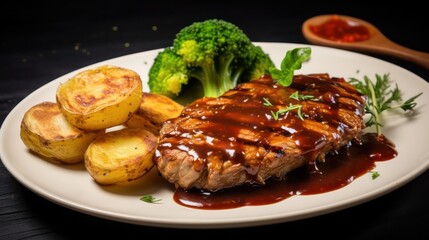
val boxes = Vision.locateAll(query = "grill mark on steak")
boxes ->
[154,74,366,191]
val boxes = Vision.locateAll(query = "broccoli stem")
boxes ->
[218,55,234,91]
[190,55,242,98]
[190,64,218,97]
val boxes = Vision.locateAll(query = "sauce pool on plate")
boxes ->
[174,133,397,209]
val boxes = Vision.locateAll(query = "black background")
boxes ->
[1,1,428,239]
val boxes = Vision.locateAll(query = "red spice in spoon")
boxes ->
[309,15,370,43]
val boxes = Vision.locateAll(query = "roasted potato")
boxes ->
[20,102,104,164]
[56,65,142,131]
[125,92,184,135]
[84,127,157,185]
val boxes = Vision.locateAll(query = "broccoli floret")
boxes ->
[148,19,274,98]
[148,48,189,98]
[245,45,276,82]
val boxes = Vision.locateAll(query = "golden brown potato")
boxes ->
[20,102,104,164]
[56,65,142,131]
[125,92,184,135]
[84,127,158,185]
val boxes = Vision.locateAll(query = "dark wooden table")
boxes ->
[1,2,428,239]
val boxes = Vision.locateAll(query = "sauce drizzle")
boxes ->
[157,75,366,188]
[155,75,395,210]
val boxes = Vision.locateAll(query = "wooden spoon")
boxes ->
[302,14,429,70]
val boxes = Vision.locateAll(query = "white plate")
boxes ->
[1,42,429,228]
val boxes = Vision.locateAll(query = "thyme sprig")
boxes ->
[271,104,304,120]
[289,91,314,101]
[263,91,314,121]
[349,73,422,136]
[262,97,273,106]
[370,171,380,180]
[140,195,162,204]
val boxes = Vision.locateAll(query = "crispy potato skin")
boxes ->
[56,65,142,131]
[84,128,158,185]
[21,66,164,184]
[125,92,183,135]
[20,102,104,164]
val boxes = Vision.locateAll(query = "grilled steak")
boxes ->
[154,74,366,192]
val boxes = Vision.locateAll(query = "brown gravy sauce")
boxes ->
[157,75,396,210]
[173,132,397,210]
